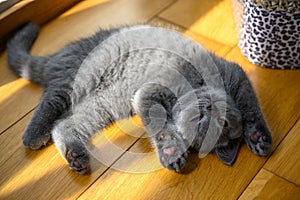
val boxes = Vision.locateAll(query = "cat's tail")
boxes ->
[7,23,49,85]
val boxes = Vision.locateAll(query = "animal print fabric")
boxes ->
[238,0,300,69]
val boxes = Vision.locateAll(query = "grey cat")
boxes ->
[7,23,272,174]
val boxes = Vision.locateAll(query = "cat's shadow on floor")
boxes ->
[180,150,201,174]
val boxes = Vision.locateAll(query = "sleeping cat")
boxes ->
[7,23,272,174]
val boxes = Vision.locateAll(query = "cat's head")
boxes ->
[173,87,243,165]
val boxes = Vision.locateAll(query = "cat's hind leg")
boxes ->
[52,119,90,174]
[133,83,188,172]
[52,93,115,174]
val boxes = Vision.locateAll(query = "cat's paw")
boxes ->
[22,128,51,150]
[65,148,89,174]
[244,118,272,156]
[159,146,188,172]
[247,131,271,156]
[156,132,188,172]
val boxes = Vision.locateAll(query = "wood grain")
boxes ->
[29,0,176,55]
[150,17,232,57]
[159,0,238,46]
[264,120,300,185]
[0,0,32,20]
[0,112,143,200]
[239,169,300,199]
[0,76,41,134]
[79,139,268,199]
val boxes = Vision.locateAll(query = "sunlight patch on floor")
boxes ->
[0,149,64,198]
[111,145,160,173]
[0,79,30,103]
[188,0,237,46]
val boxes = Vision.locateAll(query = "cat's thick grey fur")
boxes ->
[7,23,272,174]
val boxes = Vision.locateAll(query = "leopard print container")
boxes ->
[238,0,300,69]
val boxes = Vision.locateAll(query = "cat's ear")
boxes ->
[213,138,242,166]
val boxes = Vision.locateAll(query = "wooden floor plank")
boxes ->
[239,169,300,199]
[0,112,143,200]
[159,0,238,46]
[0,76,41,134]
[79,138,268,199]
[264,120,300,186]
[29,0,176,55]
[150,17,232,57]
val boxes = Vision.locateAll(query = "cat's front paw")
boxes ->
[159,146,188,172]
[65,147,89,174]
[22,128,51,150]
[244,118,272,156]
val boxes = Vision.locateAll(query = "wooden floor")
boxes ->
[1,0,300,199]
